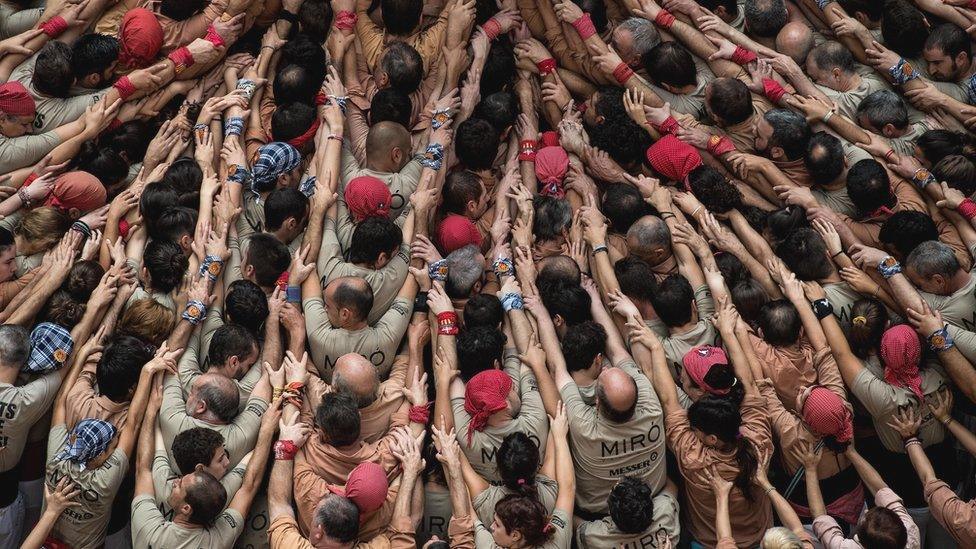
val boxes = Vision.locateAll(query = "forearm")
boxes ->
[714,490,733,541]
[846,449,888,494]
[267,456,295,520]
[906,442,938,484]
[20,507,61,549]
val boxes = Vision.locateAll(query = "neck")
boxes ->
[343,318,368,331]
[0,366,17,385]
[271,228,292,245]
[486,411,513,427]
[172,514,202,529]
[570,369,598,387]
[839,71,860,92]
[948,270,972,293]
[194,410,229,426]
[209,363,239,380]
[819,175,847,192]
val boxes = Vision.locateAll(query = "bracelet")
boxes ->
[816,0,831,8]
[612,62,635,85]
[958,198,976,220]
[236,78,257,102]
[70,220,91,240]
[182,300,207,325]
[941,416,954,427]
[482,17,502,41]
[518,139,538,162]
[655,116,679,135]
[272,386,284,400]
[437,311,459,335]
[167,47,195,74]
[822,110,834,124]
[660,212,675,220]
[500,292,524,311]
[592,244,609,255]
[431,108,452,130]
[654,9,675,29]
[889,58,920,85]
[428,259,448,281]
[830,251,844,259]
[327,134,344,142]
[414,291,429,314]
[536,58,556,75]
[571,13,597,39]
[912,168,936,189]
[408,403,431,424]
[326,94,348,114]
[38,16,67,37]
[730,46,758,65]
[334,10,357,30]
[227,165,251,185]
[113,76,136,100]
[421,143,445,170]
[205,24,225,48]
[762,78,786,104]
[764,485,776,495]
[286,285,301,303]
[273,440,299,460]
[224,116,244,137]
[904,437,922,449]
[199,255,224,281]
[927,325,955,352]
[877,256,902,279]
[492,257,515,278]
[17,188,31,209]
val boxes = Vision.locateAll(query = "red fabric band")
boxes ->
[571,13,597,39]
[612,62,635,84]
[731,46,757,65]
[437,311,459,335]
[105,118,123,133]
[39,16,68,38]
[408,403,431,424]
[118,219,130,239]
[113,76,137,100]
[654,9,675,29]
[969,0,976,9]
[22,173,38,187]
[959,198,976,220]
[276,271,290,290]
[482,18,503,41]
[762,78,786,104]
[205,24,225,48]
[537,58,556,75]
[335,10,357,30]
[167,46,195,71]
[706,134,736,156]
[519,139,538,162]
[655,116,680,135]
[286,118,320,149]
[274,440,298,460]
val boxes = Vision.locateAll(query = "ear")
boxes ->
[194,463,205,472]
[553,314,565,327]
[771,145,786,160]
[493,358,502,370]
[882,123,897,138]
[595,114,606,125]
[140,265,150,282]
[853,12,869,25]
[957,51,969,66]
[285,216,298,231]
[179,233,192,251]
[68,208,81,220]
[375,250,390,266]
[715,5,729,18]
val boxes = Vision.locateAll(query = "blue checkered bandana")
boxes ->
[252,142,301,193]
[55,419,117,470]
[26,322,73,373]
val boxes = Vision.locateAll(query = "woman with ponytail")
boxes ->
[626,296,773,548]
[474,402,575,548]
[458,431,559,525]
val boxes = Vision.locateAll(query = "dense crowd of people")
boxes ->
[5,0,976,547]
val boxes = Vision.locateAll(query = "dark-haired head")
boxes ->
[561,321,606,374]
[758,299,802,347]
[143,239,188,293]
[878,211,939,260]
[497,432,540,497]
[463,294,504,330]
[776,228,830,280]
[608,477,655,534]
[687,396,758,499]
[651,274,694,327]
[847,298,888,359]
[688,166,742,213]
[456,326,505,382]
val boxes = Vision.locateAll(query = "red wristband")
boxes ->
[105,118,122,132]
[612,62,635,84]
[437,311,459,335]
[273,440,298,460]
[409,403,431,424]
[571,13,597,39]
[483,18,503,41]
[22,173,38,187]
[959,198,976,220]
[654,9,675,29]
[118,219,130,239]
[205,24,225,48]
[762,78,786,104]
[537,58,556,75]
[706,134,736,156]
[113,76,136,100]
[38,16,67,38]
[334,10,357,30]
[731,46,757,65]
[167,47,195,73]
[519,139,538,162]
[655,116,680,135]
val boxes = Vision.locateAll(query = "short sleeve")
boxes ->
[850,368,897,417]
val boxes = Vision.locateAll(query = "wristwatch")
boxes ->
[811,298,833,320]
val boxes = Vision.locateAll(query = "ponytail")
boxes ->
[732,435,759,501]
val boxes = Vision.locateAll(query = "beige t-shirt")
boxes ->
[920,274,976,331]
[0,131,62,173]
[0,372,61,472]
[560,360,666,514]
[473,474,558,525]
[151,436,247,521]
[158,374,268,467]
[176,325,262,412]
[316,216,410,325]
[823,281,862,325]
[474,508,572,548]
[131,494,245,549]
[851,359,948,453]
[304,295,413,378]
[418,483,454,546]
[339,147,423,221]
[818,67,891,120]
[661,285,718,377]
[10,55,105,133]
[44,424,129,549]
[453,366,549,482]
[575,490,681,548]
[638,58,713,121]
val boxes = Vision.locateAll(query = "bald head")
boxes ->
[333,353,380,408]
[596,367,638,423]
[538,255,582,287]
[627,215,672,263]
[776,22,815,64]
[193,373,240,423]
[365,121,411,166]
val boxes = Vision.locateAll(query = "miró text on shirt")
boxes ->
[600,424,662,457]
